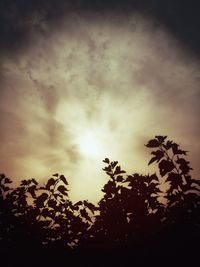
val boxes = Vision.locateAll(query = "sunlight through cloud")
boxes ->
[78,130,104,159]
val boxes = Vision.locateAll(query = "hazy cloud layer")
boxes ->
[0,11,199,202]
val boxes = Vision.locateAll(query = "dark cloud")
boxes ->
[0,0,200,55]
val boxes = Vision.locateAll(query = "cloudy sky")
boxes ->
[0,1,200,202]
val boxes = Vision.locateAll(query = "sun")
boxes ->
[78,130,104,159]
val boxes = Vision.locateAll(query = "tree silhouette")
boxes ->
[146,136,200,226]
[87,159,163,248]
[0,136,199,266]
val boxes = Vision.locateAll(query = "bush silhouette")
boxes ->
[0,136,200,266]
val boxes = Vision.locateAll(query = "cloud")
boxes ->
[0,11,199,202]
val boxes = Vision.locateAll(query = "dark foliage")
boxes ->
[0,136,200,266]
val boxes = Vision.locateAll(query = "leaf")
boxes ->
[103,158,110,164]
[73,205,79,211]
[151,150,164,161]
[35,193,49,208]
[114,166,121,174]
[27,185,37,198]
[31,178,38,185]
[145,139,160,148]
[83,201,96,211]
[1,185,10,191]
[75,201,83,206]
[148,157,157,166]
[60,175,69,185]
[155,136,167,143]
[149,173,159,182]
[111,161,118,168]
[176,158,192,174]
[0,174,6,179]
[21,180,29,186]
[163,140,173,150]
[172,143,187,155]
[57,185,68,196]
[114,166,126,175]
[80,209,91,221]
[101,180,115,194]
[46,178,55,189]
[159,160,175,176]
[4,178,12,184]
[80,208,87,217]
[116,175,123,182]
[102,165,112,172]
[166,173,182,189]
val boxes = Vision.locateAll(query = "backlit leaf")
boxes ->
[159,160,175,176]
[145,139,160,148]
[60,175,69,185]
[103,158,110,164]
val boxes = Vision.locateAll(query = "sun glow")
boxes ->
[78,130,104,159]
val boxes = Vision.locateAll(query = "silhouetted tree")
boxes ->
[146,136,200,245]
[0,136,200,266]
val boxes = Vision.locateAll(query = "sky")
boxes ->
[0,0,200,202]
